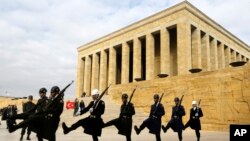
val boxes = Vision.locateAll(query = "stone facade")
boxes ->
[76,1,250,131]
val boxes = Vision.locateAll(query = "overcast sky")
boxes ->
[0,0,249,99]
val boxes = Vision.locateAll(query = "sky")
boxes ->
[0,0,249,99]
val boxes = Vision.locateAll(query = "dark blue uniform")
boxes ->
[21,101,36,140]
[135,103,165,141]
[184,107,203,141]
[162,105,185,141]
[62,100,105,141]
[104,102,135,141]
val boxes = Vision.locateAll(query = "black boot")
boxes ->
[197,137,200,141]
[161,125,167,133]
[20,135,23,141]
[134,126,141,135]
[62,122,70,134]
[26,135,31,140]
[8,123,18,133]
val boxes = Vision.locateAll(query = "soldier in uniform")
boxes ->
[8,86,64,141]
[62,89,105,141]
[20,95,36,141]
[103,93,135,141]
[183,100,203,141]
[162,97,186,141]
[134,94,165,141]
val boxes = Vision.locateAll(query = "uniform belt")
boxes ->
[122,116,131,119]
[46,114,53,119]
[89,115,96,118]
[173,115,179,119]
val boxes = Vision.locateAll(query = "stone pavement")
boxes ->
[0,96,229,141]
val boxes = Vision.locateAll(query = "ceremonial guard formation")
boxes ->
[4,83,204,141]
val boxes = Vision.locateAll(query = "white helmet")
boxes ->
[91,89,99,96]
[192,100,197,105]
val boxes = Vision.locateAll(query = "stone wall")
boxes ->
[108,64,250,131]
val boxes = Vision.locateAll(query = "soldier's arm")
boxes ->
[80,101,93,115]
[179,106,186,116]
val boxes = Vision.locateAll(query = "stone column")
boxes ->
[177,22,191,75]
[210,38,218,70]
[236,53,241,61]
[133,37,141,81]
[121,42,129,84]
[160,27,170,76]
[108,47,116,84]
[225,46,231,67]
[84,55,91,96]
[231,50,237,62]
[76,57,84,97]
[191,27,202,70]
[201,33,210,71]
[218,43,225,69]
[91,53,99,90]
[99,50,107,92]
[146,33,154,80]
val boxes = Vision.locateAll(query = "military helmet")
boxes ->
[91,89,99,96]
[39,88,47,94]
[174,97,180,102]
[51,86,60,93]
[154,94,159,99]
[122,93,128,99]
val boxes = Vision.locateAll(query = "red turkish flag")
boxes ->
[66,101,75,109]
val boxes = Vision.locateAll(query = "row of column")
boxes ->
[190,26,249,72]
[77,22,249,96]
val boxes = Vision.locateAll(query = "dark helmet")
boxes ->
[174,97,180,102]
[122,93,128,99]
[28,95,33,100]
[154,94,159,99]
[51,86,60,93]
[39,88,47,94]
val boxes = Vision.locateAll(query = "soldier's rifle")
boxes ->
[153,92,164,115]
[93,84,111,109]
[196,99,201,114]
[128,86,137,104]
[176,95,184,112]
[46,80,74,109]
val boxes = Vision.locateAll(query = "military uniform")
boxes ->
[20,100,36,140]
[162,105,185,141]
[134,98,165,141]
[104,102,135,141]
[62,99,105,141]
[184,106,203,141]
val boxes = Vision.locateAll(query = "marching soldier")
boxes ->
[8,86,64,141]
[134,94,165,141]
[62,89,105,141]
[20,95,36,141]
[162,97,185,141]
[103,93,135,141]
[183,100,203,141]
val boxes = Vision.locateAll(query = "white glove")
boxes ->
[89,108,94,113]
[195,113,198,117]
